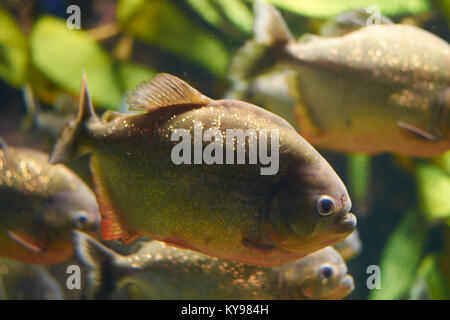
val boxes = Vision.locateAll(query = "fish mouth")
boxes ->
[320,275,355,300]
[332,213,357,234]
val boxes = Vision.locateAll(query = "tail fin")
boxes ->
[49,74,99,164]
[72,230,123,300]
[228,0,293,83]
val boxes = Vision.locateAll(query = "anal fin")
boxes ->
[91,163,140,244]
[242,237,275,253]
[398,121,441,142]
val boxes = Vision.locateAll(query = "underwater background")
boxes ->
[0,0,449,300]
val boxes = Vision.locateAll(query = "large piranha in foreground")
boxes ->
[50,73,356,267]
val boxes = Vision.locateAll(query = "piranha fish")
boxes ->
[228,0,450,157]
[50,73,356,267]
[333,230,362,260]
[22,85,79,147]
[0,140,100,264]
[74,231,354,300]
[0,258,64,300]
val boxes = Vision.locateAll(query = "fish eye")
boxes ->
[316,196,335,216]
[75,211,89,227]
[319,265,334,281]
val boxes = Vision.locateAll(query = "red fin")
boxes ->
[7,231,45,253]
[91,165,140,244]
[164,237,194,251]
[242,237,275,253]
[398,121,440,141]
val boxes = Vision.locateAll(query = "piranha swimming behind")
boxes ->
[0,141,100,264]
[50,73,356,267]
[74,231,354,300]
[228,0,450,157]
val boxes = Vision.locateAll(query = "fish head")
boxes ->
[280,247,354,300]
[266,153,356,254]
[43,177,100,238]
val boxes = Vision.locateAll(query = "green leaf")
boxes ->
[30,16,122,108]
[0,8,28,86]
[186,0,224,27]
[437,0,450,27]
[432,151,450,175]
[415,254,450,300]
[416,162,450,221]
[369,209,428,300]
[118,61,156,93]
[117,0,230,75]
[216,0,253,34]
[250,0,431,18]
[347,153,371,207]
[187,0,253,35]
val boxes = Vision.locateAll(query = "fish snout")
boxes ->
[333,212,357,234]
[330,274,355,300]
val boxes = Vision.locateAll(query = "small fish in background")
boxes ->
[228,0,450,157]
[49,73,355,267]
[73,231,354,300]
[0,140,100,264]
[0,258,64,300]
[21,85,95,188]
[226,69,299,128]
[46,238,150,300]
[333,230,362,261]
[22,85,79,150]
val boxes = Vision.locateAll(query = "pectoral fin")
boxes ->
[242,237,275,253]
[7,231,45,253]
[398,121,441,142]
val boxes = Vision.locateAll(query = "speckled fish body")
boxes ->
[228,1,450,157]
[0,142,100,264]
[74,232,354,300]
[0,258,64,300]
[50,73,356,267]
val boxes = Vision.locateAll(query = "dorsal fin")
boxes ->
[127,73,213,112]
[78,73,99,122]
[254,0,294,45]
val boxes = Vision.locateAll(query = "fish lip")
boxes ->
[332,213,357,234]
[321,275,355,300]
